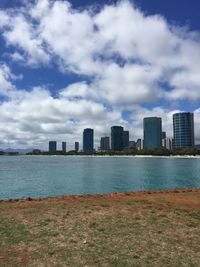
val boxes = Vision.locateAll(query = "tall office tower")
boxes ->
[128,141,136,149]
[75,142,79,152]
[123,131,129,149]
[49,141,57,153]
[165,138,172,150]
[162,132,166,139]
[162,132,167,148]
[111,126,124,151]
[136,138,143,150]
[100,137,110,151]
[83,128,94,152]
[173,112,195,148]
[162,138,166,148]
[143,117,162,150]
[62,142,66,153]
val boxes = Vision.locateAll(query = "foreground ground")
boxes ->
[0,189,200,267]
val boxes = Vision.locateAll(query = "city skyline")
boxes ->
[47,112,196,152]
[0,0,200,150]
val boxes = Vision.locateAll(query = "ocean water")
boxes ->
[0,155,200,200]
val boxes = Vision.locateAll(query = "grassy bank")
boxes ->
[0,189,200,267]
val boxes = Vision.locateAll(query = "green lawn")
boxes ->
[0,190,200,267]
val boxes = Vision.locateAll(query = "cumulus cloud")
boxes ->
[0,63,17,97]
[0,0,200,148]
[93,63,162,105]
[0,86,123,149]
[1,10,50,66]
[1,0,199,100]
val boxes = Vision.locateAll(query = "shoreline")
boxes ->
[2,154,200,158]
[1,187,200,203]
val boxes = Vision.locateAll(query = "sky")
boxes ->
[0,0,200,150]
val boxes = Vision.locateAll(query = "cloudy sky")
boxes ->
[0,0,200,150]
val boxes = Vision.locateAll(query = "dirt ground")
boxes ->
[0,188,200,267]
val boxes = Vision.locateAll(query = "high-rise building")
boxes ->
[100,137,110,151]
[128,141,136,150]
[143,117,162,150]
[162,137,173,150]
[162,138,166,148]
[62,142,66,153]
[111,126,124,151]
[136,139,143,150]
[166,138,172,150]
[173,112,195,148]
[83,128,94,152]
[162,132,167,148]
[75,142,79,152]
[162,132,166,139]
[123,131,129,149]
[49,141,57,153]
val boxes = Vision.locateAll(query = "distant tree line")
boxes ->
[27,147,200,156]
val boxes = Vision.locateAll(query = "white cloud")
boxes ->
[94,2,176,63]
[1,13,50,66]
[60,82,91,100]
[30,0,50,19]
[0,10,10,27]
[0,86,123,149]
[0,63,16,96]
[9,52,25,63]
[93,63,162,105]
[1,1,200,98]
[0,0,200,148]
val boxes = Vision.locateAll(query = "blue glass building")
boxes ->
[123,130,129,149]
[111,126,124,151]
[62,142,66,153]
[75,142,79,152]
[100,137,110,151]
[143,117,162,150]
[49,141,57,153]
[162,131,166,139]
[83,128,94,152]
[173,112,194,148]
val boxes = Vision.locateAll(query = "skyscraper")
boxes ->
[62,142,66,153]
[111,126,124,151]
[162,132,166,139]
[136,139,143,150]
[123,130,129,149]
[49,141,57,153]
[128,141,136,150]
[165,138,172,150]
[143,117,162,150]
[173,112,194,148]
[100,137,110,151]
[162,132,166,148]
[83,128,94,152]
[75,142,79,152]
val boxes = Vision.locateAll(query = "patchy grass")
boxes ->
[0,190,200,267]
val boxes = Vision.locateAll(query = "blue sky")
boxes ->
[0,0,200,149]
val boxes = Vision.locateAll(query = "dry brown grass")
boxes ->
[0,189,200,267]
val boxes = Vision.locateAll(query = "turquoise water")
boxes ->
[0,156,200,200]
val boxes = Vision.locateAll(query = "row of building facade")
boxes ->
[49,112,195,152]
[49,141,79,153]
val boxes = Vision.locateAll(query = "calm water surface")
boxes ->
[0,156,200,200]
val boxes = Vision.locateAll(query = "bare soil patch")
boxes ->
[0,189,200,267]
